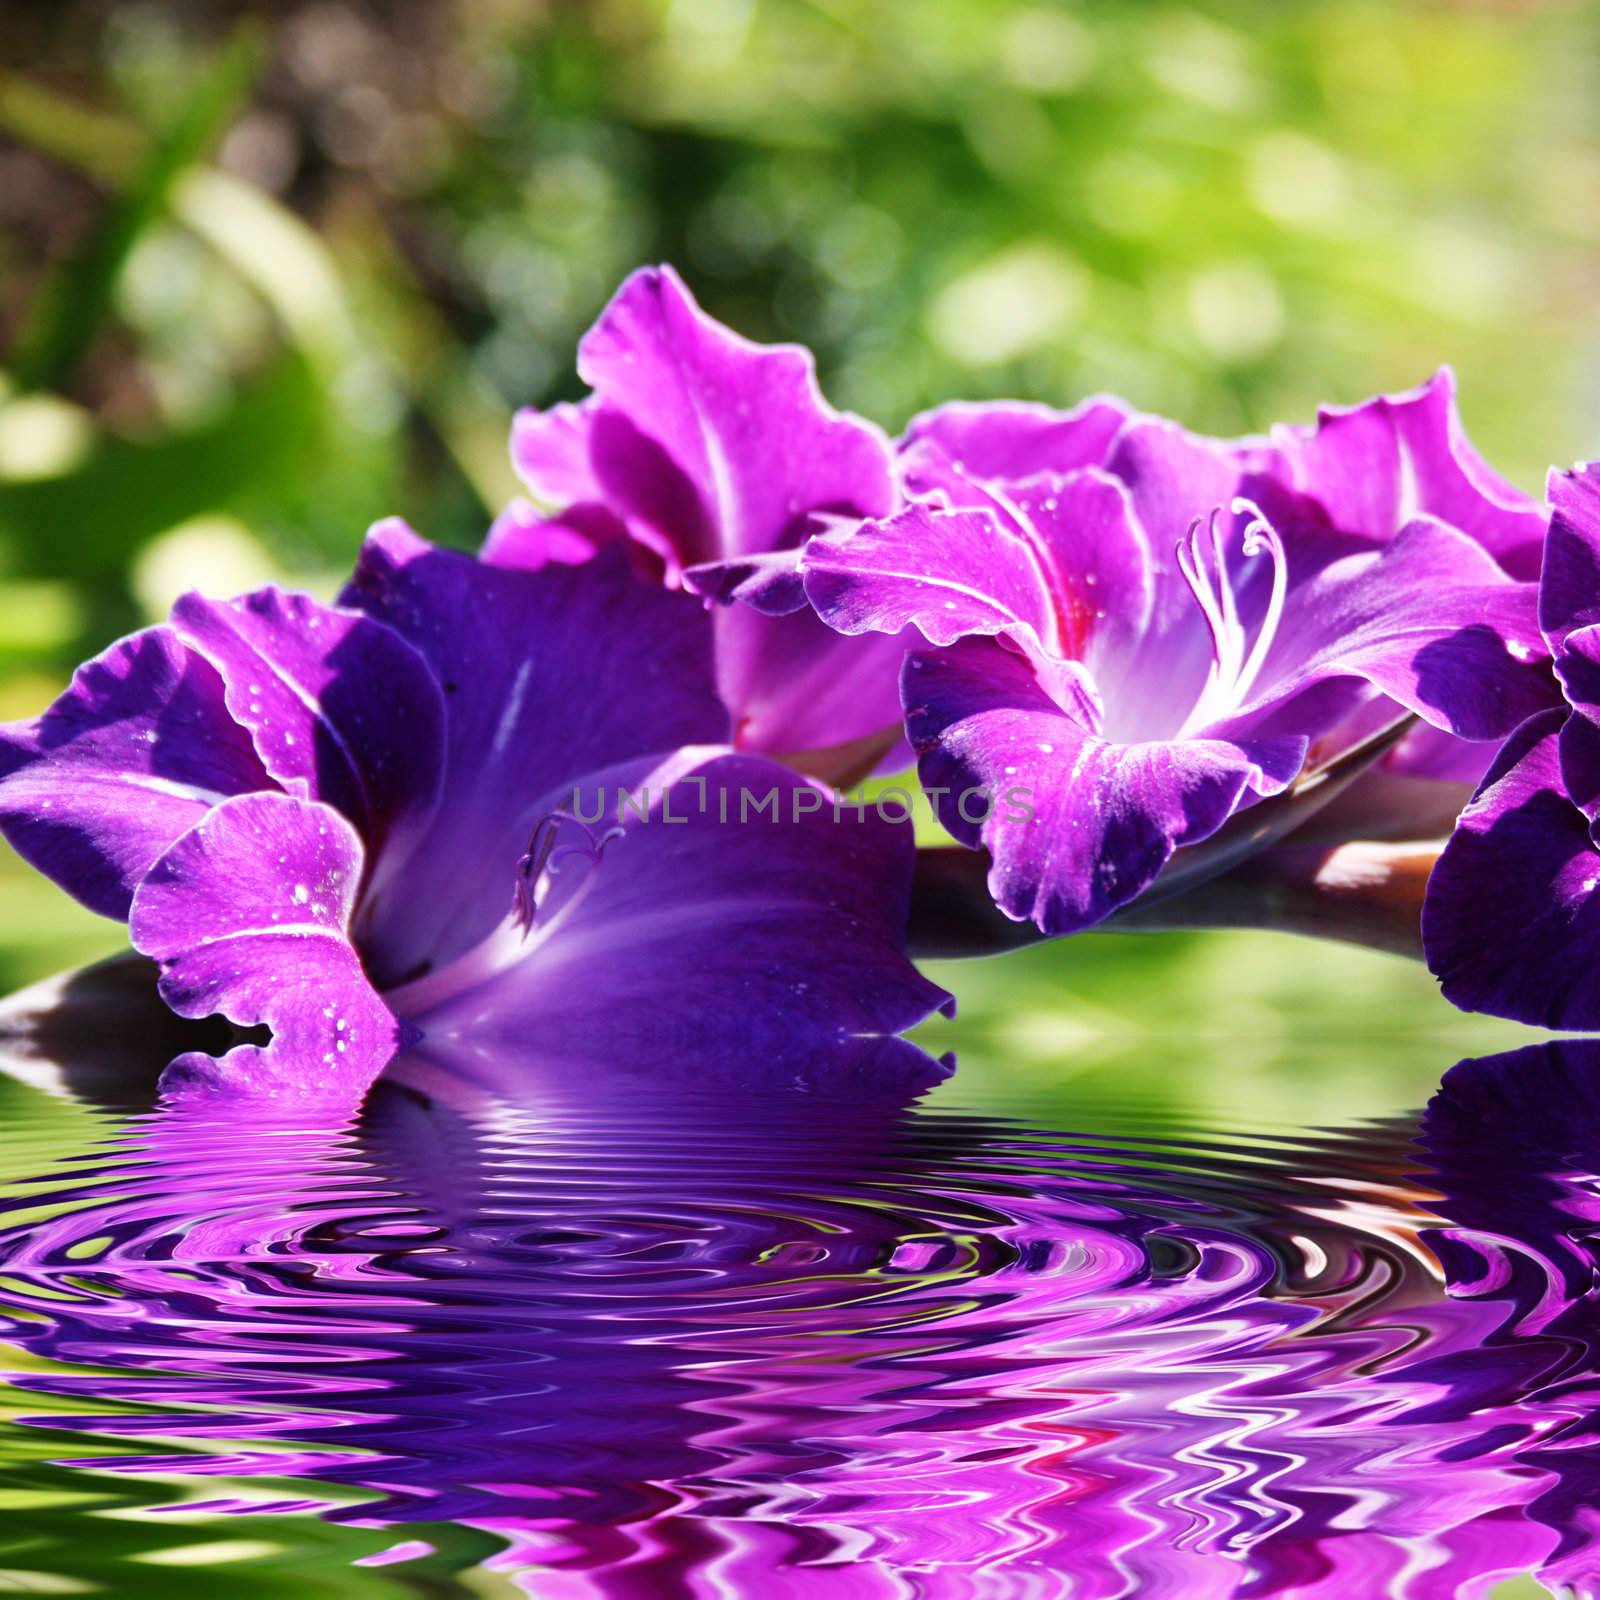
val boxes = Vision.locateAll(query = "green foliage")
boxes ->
[0,0,1592,1009]
[9,26,263,394]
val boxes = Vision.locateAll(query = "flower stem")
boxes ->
[907,839,1439,961]
[1108,839,1437,958]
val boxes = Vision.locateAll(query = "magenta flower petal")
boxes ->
[168,587,445,878]
[509,397,606,508]
[904,639,1305,934]
[712,605,911,762]
[509,266,906,760]
[1102,419,1267,627]
[0,628,274,918]
[1275,369,1547,579]
[547,265,895,565]
[807,398,1540,931]
[482,495,632,573]
[409,751,952,1066]
[806,469,1152,673]
[1207,515,1553,745]
[1379,721,1500,786]
[799,471,1155,768]
[129,791,404,1106]
[341,521,728,983]
[686,546,911,763]
[1424,709,1600,1028]
[805,504,1060,649]
[902,395,1130,480]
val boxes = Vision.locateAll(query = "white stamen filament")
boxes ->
[1232,499,1288,706]
[1175,511,1238,691]
[1175,497,1288,734]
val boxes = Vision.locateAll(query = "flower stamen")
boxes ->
[512,811,625,935]
[1231,497,1288,708]
[1175,497,1288,734]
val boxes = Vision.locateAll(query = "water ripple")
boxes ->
[0,1041,1597,1595]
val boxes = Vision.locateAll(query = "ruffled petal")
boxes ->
[1423,708,1600,1028]
[1276,369,1547,579]
[508,397,605,507]
[902,395,1129,480]
[804,504,1058,649]
[405,750,953,1069]
[903,638,1305,934]
[0,628,274,918]
[128,791,403,1107]
[804,469,1152,676]
[341,522,728,982]
[168,587,445,887]
[512,265,895,573]
[507,269,905,759]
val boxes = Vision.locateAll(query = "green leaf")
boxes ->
[7,26,263,393]
[0,350,318,585]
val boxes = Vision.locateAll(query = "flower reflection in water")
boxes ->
[0,1004,1598,1596]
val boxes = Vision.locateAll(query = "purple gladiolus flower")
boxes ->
[1425,462,1600,1027]
[505,265,914,782]
[802,374,1550,936]
[0,523,951,1109]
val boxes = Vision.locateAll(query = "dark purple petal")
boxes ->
[904,638,1305,934]
[902,395,1129,480]
[405,1030,951,1101]
[128,791,403,1107]
[0,628,274,919]
[683,548,809,616]
[405,751,953,1069]
[1423,708,1600,1028]
[513,266,895,573]
[169,587,445,883]
[1539,463,1600,651]
[1554,625,1600,845]
[1276,369,1547,580]
[1211,516,1550,747]
[341,521,728,982]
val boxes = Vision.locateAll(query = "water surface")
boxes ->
[0,992,1593,1598]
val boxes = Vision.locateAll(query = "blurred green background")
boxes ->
[0,0,1593,1068]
